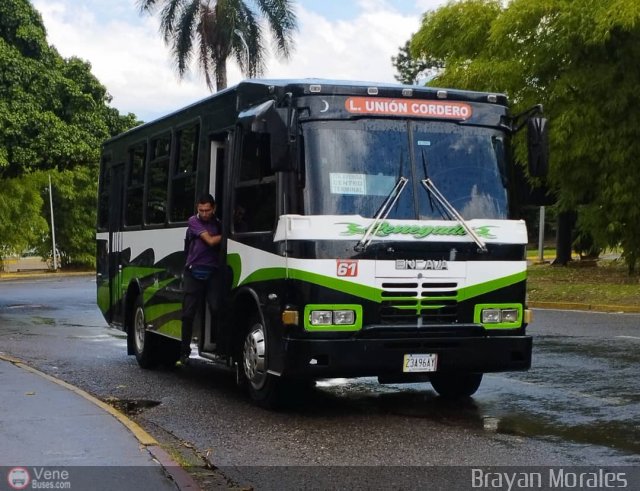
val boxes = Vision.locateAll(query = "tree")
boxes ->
[410,0,640,273]
[391,40,443,85]
[0,173,48,268]
[138,0,297,91]
[0,0,140,268]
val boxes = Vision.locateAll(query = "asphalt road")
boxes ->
[1,276,639,489]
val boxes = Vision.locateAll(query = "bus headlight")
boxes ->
[333,310,355,325]
[477,305,522,326]
[481,309,501,323]
[310,311,333,325]
[304,305,362,331]
[501,309,519,323]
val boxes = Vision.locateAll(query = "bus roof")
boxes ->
[104,78,508,145]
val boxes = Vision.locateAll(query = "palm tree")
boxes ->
[138,0,297,91]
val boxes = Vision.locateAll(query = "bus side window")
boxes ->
[170,124,199,222]
[146,133,171,225]
[97,154,111,231]
[234,133,276,233]
[125,143,145,226]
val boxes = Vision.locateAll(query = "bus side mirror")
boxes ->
[238,100,293,172]
[527,117,549,178]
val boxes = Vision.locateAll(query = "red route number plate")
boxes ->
[403,353,438,373]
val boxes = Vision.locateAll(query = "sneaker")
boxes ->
[176,353,190,367]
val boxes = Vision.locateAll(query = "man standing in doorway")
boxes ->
[180,193,222,365]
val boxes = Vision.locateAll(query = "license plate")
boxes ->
[403,353,438,373]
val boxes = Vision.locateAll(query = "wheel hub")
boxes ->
[243,326,266,389]
[134,307,145,352]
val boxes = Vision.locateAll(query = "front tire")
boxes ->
[429,373,483,399]
[242,317,281,408]
[131,295,158,369]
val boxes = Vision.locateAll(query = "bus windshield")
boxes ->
[302,119,508,220]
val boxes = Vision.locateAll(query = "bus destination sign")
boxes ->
[345,97,472,120]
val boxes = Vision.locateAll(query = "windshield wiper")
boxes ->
[420,178,488,253]
[355,176,409,252]
[421,149,451,220]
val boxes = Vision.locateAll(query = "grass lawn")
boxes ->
[527,259,640,308]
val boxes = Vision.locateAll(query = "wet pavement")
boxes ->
[1,276,639,489]
[0,357,188,490]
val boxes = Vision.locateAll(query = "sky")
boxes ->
[32,0,448,122]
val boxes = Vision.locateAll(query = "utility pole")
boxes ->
[48,174,58,270]
[538,206,545,263]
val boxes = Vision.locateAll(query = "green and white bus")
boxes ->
[97,79,548,406]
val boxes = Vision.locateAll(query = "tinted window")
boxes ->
[146,134,171,225]
[125,143,146,226]
[233,133,276,233]
[170,124,199,222]
[97,154,111,231]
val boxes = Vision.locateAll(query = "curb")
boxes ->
[529,301,640,314]
[0,271,95,281]
[0,353,201,490]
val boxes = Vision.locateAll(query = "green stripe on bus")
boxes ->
[457,271,526,302]
[143,277,179,304]
[156,319,182,338]
[145,303,182,323]
[238,266,525,304]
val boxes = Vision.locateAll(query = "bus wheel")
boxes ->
[242,317,280,408]
[429,373,483,399]
[131,295,158,369]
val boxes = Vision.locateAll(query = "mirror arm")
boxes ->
[511,104,544,133]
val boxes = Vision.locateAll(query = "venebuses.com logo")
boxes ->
[5,467,71,490]
[6,467,30,490]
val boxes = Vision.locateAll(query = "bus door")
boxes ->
[108,163,126,325]
[201,134,228,351]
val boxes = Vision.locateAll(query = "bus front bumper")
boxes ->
[282,335,532,379]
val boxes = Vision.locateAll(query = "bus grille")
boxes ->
[380,282,458,324]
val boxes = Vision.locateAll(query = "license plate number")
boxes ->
[403,353,438,373]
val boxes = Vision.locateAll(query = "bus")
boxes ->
[96,79,549,407]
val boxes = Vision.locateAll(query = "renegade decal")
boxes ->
[338,222,496,240]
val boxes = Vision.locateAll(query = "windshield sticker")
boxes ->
[338,222,496,240]
[330,173,397,196]
[330,173,366,195]
[345,97,472,120]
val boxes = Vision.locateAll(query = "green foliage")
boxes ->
[0,173,48,262]
[0,0,140,268]
[410,0,640,273]
[34,169,98,268]
[411,0,502,62]
[138,0,297,91]
[392,40,443,85]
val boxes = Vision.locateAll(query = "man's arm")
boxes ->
[198,231,221,247]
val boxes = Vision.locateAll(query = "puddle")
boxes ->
[497,414,640,455]
[107,398,161,416]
